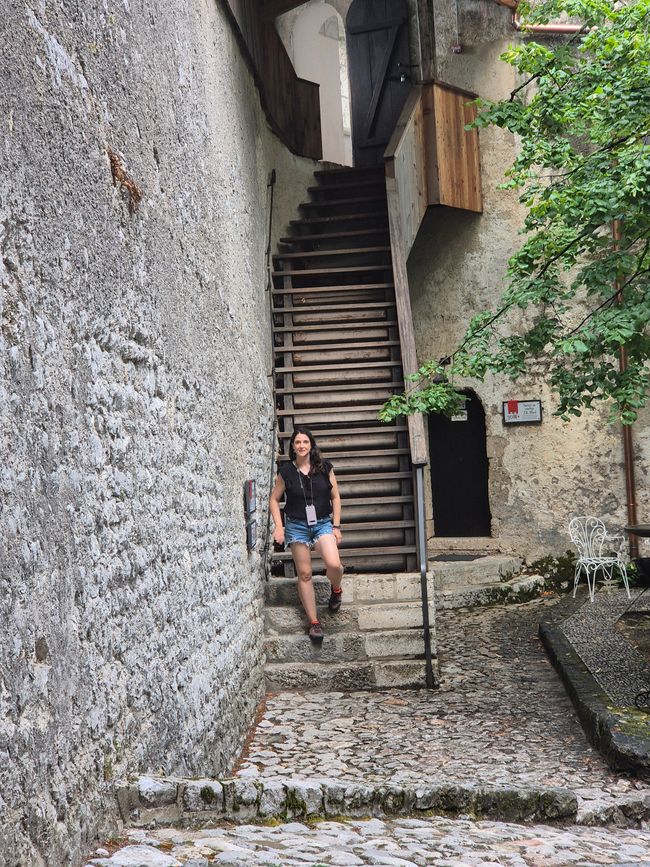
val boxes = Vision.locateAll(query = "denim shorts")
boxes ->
[285,516,333,548]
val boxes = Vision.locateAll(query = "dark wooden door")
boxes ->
[346,0,412,167]
[428,392,492,537]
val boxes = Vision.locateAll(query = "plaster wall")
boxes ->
[0,1,318,864]
[409,0,650,558]
[276,5,352,166]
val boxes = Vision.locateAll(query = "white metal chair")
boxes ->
[569,516,631,602]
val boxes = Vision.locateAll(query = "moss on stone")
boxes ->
[200,786,218,805]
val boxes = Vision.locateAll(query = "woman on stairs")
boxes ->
[269,427,344,644]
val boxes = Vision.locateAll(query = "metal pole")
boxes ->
[263,169,278,576]
[415,464,436,688]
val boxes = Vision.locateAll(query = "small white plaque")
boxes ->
[451,410,468,422]
[502,399,542,425]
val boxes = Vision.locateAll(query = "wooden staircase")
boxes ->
[271,165,417,575]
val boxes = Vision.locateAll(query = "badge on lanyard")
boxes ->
[297,466,318,525]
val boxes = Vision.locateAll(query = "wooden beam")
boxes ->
[385,170,428,467]
[260,0,309,19]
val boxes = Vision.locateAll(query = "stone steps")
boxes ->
[262,559,541,691]
[430,555,522,591]
[114,773,650,829]
[264,572,436,690]
[435,574,545,610]
[265,659,428,691]
[265,628,435,663]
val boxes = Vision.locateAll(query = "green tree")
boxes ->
[380,0,650,425]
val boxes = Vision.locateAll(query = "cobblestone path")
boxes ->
[87,600,650,866]
[108,816,650,865]
[237,600,649,820]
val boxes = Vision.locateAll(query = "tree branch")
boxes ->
[452,225,597,357]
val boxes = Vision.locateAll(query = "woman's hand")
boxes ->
[333,527,342,546]
[273,526,285,546]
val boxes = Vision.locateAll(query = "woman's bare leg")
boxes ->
[291,542,318,622]
[316,534,344,590]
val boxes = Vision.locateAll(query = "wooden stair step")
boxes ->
[313,166,384,180]
[277,425,406,438]
[275,340,400,354]
[272,282,393,296]
[290,211,387,227]
[274,246,391,260]
[273,301,395,314]
[289,328,394,343]
[276,406,388,418]
[299,195,386,209]
[335,520,415,530]
[272,545,416,560]
[275,382,401,395]
[331,470,412,481]
[278,449,409,460]
[274,322,395,333]
[307,180,385,194]
[275,361,401,373]
[280,229,389,244]
[272,264,390,278]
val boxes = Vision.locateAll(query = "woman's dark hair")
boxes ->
[288,427,324,475]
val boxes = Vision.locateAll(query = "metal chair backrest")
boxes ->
[568,516,608,559]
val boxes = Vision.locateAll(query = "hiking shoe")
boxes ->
[308,621,324,643]
[328,588,343,613]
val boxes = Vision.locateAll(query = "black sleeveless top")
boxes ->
[279,460,333,521]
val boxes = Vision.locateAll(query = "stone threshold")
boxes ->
[113,774,648,831]
[539,599,650,782]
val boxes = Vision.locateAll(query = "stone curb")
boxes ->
[114,775,578,830]
[539,607,650,781]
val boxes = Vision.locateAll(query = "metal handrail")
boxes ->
[415,465,436,688]
[263,169,278,578]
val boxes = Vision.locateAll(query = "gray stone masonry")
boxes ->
[0,1,318,864]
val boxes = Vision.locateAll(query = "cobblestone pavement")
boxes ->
[86,816,650,866]
[89,600,650,865]
[236,600,650,820]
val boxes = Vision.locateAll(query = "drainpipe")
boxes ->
[511,14,584,33]
[613,220,639,558]
[492,1,585,33]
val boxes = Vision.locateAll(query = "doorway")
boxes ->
[276,5,352,166]
[428,391,492,537]
[346,0,412,167]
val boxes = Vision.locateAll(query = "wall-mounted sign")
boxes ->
[451,410,468,422]
[502,399,542,425]
[244,479,257,515]
[244,479,257,551]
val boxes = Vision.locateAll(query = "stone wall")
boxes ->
[408,0,650,557]
[0,2,317,864]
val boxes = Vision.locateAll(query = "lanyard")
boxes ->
[295,464,314,506]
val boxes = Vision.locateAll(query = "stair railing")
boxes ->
[384,81,481,688]
[384,85,434,689]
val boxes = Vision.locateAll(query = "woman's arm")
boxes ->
[269,475,286,545]
[329,469,342,545]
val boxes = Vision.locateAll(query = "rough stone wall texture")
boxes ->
[0,2,318,865]
[409,1,650,557]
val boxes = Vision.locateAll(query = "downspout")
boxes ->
[511,14,583,33]
[613,220,639,558]
[492,1,585,34]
